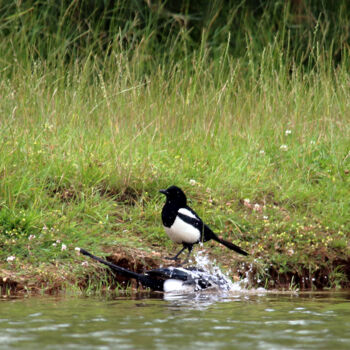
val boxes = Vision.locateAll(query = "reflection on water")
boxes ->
[0,291,350,350]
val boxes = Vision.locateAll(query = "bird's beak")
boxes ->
[159,189,167,195]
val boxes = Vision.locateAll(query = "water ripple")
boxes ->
[0,293,349,350]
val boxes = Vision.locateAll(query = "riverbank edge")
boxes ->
[1,244,349,296]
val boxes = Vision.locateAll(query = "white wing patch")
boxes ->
[178,208,198,219]
[163,279,195,293]
[164,215,200,244]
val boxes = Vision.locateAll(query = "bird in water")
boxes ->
[77,248,232,293]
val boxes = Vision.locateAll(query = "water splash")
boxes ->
[189,250,266,294]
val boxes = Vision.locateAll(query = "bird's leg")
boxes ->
[180,246,193,265]
[165,246,186,261]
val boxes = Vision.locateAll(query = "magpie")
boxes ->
[159,185,248,261]
[77,248,231,292]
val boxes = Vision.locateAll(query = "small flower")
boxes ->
[259,150,265,155]
[253,203,262,212]
[280,144,288,151]
[310,140,316,145]
[61,244,67,251]
[285,130,292,136]
[263,215,269,220]
[81,261,89,267]
[7,256,16,263]
[42,225,48,231]
[243,198,252,209]
[28,234,36,241]
[287,248,294,256]
[189,179,196,186]
[52,243,57,247]
[56,239,61,244]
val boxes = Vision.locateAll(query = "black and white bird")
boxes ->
[159,185,248,261]
[78,248,232,293]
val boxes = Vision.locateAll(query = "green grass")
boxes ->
[0,2,349,290]
[1,51,349,286]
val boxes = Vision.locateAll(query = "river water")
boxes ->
[0,291,349,350]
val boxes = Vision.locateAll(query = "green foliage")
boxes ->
[1,0,350,75]
[0,0,349,289]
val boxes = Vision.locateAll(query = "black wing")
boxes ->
[147,267,194,281]
[177,209,217,243]
[147,267,213,290]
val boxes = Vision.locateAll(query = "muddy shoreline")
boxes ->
[1,246,350,296]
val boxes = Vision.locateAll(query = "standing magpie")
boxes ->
[159,185,248,261]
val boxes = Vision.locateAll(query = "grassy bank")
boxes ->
[1,2,350,292]
[1,52,349,291]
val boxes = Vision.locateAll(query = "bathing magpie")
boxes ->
[77,248,231,292]
[159,185,248,261]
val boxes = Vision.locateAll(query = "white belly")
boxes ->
[163,279,195,293]
[164,216,200,244]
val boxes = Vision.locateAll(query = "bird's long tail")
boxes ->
[78,248,164,291]
[76,248,164,291]
[210,235,249,256]
[78,248,141,279]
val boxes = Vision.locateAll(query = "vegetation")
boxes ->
[0,1,349,292]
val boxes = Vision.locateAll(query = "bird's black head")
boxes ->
[159,185,187,206]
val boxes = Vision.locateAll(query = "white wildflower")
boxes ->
[28,234,36,241]
[285,129,292,135]
[189,179,196,186]
[52,243,57,247]
[280,144,288,151]
[61,244,67,251]
[259,150,265,155]
[253,203,262,212]
[243,198,252,209]
[287,249,294,256]
[81,261,89,267]
[7,256,16,263]
[263,215,269,220]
